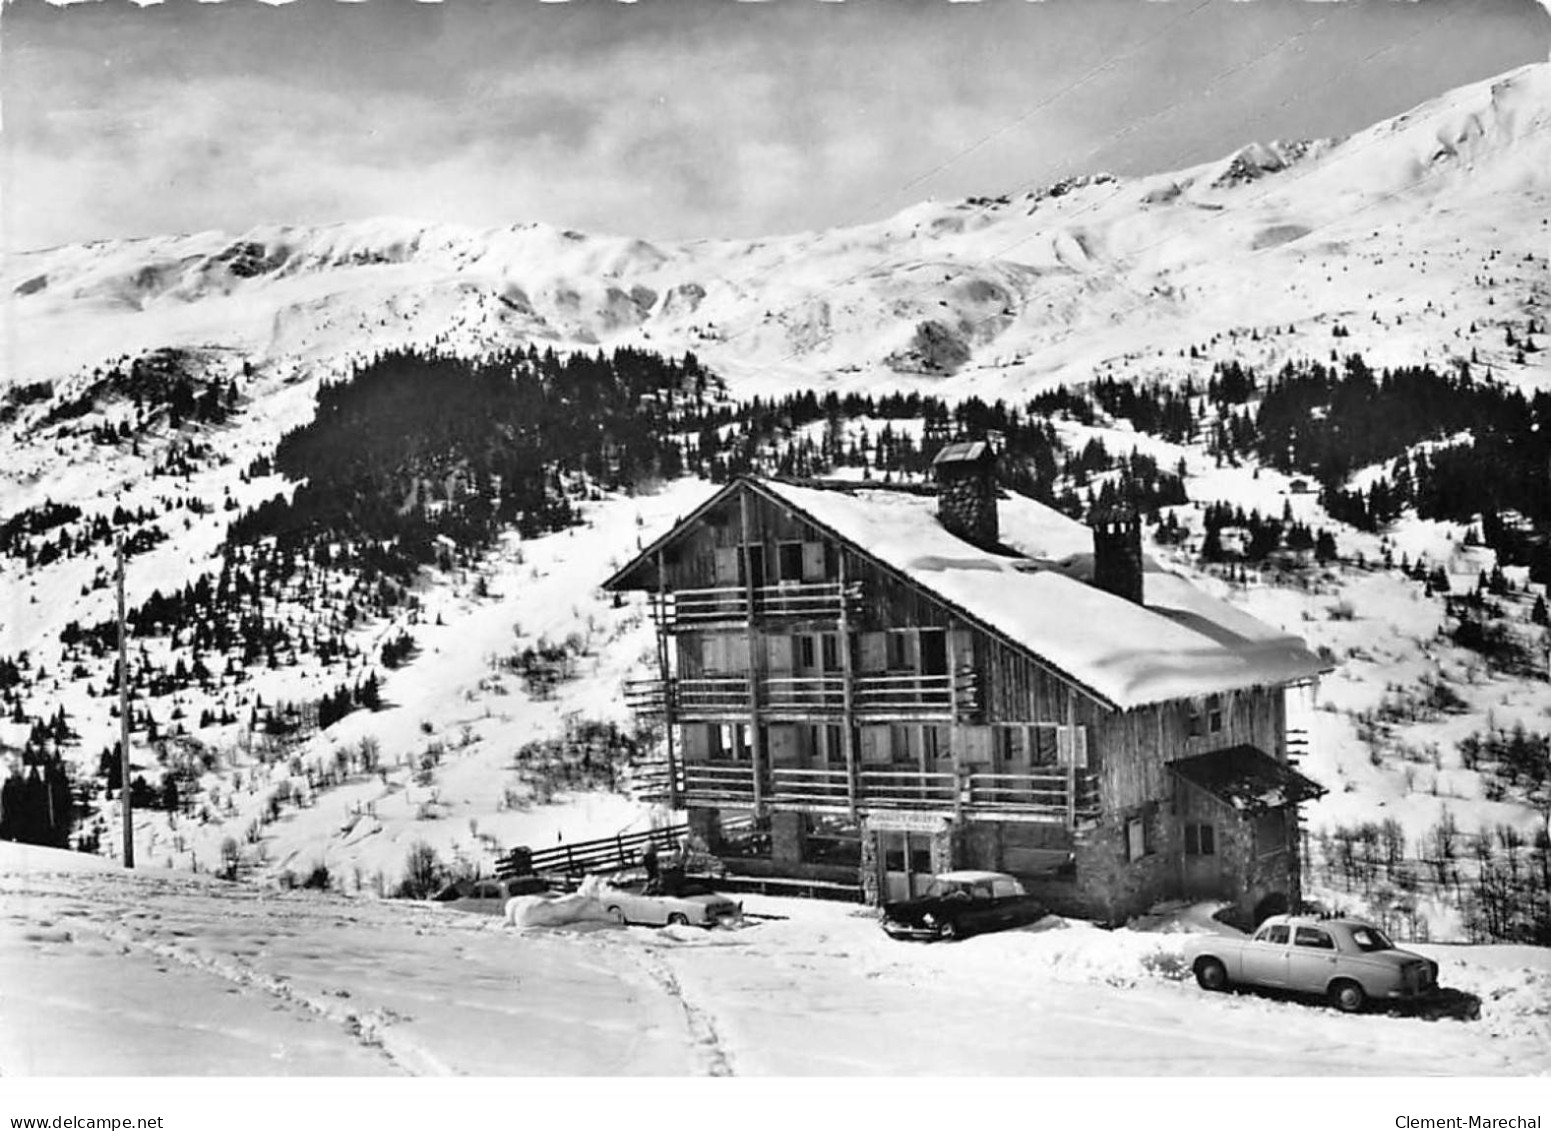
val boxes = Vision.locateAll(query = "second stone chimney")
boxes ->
[933,439,999,549]
[1090,503,1145,604]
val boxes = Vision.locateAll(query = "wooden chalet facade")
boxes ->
[604,449,1327,924]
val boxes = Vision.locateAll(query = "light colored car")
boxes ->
[592,871,743,928]
[1186,914,1441,1013]
[433,876,549,915]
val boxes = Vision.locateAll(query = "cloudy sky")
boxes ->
[3,0,1547,251]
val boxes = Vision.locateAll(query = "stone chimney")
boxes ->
[1090,503,1144,604]
[933,439,999,548]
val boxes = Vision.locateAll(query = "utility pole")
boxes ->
[116,539,134,869]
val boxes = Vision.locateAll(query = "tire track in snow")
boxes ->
[629,941,736,1077]
[55,911,447,1076]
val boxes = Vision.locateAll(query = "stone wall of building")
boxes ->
[860,829,880,905]
[1070,804,1184,924]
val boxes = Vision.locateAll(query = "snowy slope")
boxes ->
[5,63,1547,401]
[2,842,1546,1076]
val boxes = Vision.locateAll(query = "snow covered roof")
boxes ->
[1168,746,1326,813]
[933,441,994,466]
[756,479,1327,710]
[607,477,1328,711]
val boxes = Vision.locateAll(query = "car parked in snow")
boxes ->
[433,875,550,915]
[593,870,743,928]
[881,870,1047,942]
[1186,914,1441,1013]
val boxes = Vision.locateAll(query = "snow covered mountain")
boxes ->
[1,62,1549,943]
[6,62,1548,400]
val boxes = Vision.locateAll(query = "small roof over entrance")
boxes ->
[1168,746,1325,814]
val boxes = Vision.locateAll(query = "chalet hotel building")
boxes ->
[605,442,1326,924]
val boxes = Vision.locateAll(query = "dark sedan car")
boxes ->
[881,870,1047,941]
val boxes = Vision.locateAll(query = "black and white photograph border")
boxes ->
[1,0,1549,1112]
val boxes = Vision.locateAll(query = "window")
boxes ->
[1206,694,1224,734]
[889,724,918,765]
[885,630,913,670]
[1254,809,1288,857]
[820,633,840,672]
[1255,923,1290,945]
[713,724,752,762]
[918,628,948,676]
[1184,821,1216,857]
[803,814,860,868]
[777,541,805,582]
[1293,926,1335,950]
[796,634,817,671]
[995,726,1026,765]
[1188,695,1225,737]
[924,724,951,762]
[1349,926,1394,953]
[1031,727,1058,765]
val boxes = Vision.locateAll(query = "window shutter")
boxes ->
[860,632,887,673]
[958,726,992,765]
[1055,726,1088,768]
[802,542,826,581]
[713,547,740,586]
[766,635,793,674]
[859,726,890,765]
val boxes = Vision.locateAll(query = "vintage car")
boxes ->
[881,870,1047,942]
[432,875,550,915]
[593,870,743,928]
[1186,914,1441,1013]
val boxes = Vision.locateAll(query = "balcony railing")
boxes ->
[858,768,958,808]
[677,676,751,713]
[768,766,850,807]
[965,771,1101,822]
[628,668,977,719]
[681,762,759,803]
[663,762,1098,825]
[653,582,861,628]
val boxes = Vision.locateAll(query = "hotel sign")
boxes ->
[865,811,951,833]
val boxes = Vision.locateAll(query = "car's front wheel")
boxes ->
[667,913,690,927]
[1329,979,1367,1014]
[1195,957,1230,992]
[937,919,959,941]
[607,906,628,926]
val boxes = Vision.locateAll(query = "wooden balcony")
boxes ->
[858,768,957,808]
[681,762,759,804]
[964,771,1101,823]
[665,762,1098,826]
[768,766,850,808]
[651,582,861,629]
[627,668,978,720]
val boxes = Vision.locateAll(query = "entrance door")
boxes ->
[879,831,935,901]
[1181,819,1229,899]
